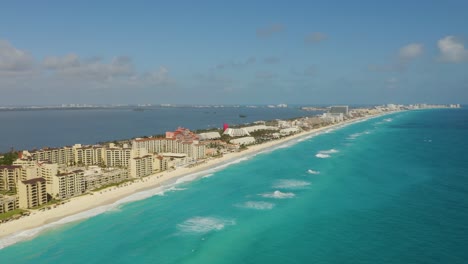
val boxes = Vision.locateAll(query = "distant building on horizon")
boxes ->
[330,106,349,116]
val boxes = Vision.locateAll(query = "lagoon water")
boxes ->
[1,109,468,263]
[0,107,314,152]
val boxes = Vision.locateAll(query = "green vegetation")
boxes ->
[92,179,134,192]
[0,209,27,221]
[35,198,63,210]
[0,152,19,165]
[0,188,17,196]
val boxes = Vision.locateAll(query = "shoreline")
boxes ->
[0,112,394,247]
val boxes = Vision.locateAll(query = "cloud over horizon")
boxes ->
[0,40,35,73]
[305,32,327,44]
[398,43,423,60]
[256,24,285,38]
[0,39,171,95]
[437,36,468,63]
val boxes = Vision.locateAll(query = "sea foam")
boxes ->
[307,169,320,175]
[315,153,330,158]
[177,216,236,234]
[261,190,295,199]
[273,179,311,189]
[236,201,275,210]
[319,149,339,154]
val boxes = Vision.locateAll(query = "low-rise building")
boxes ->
[0,194,19,214]
[280,127,301,135]
[230,137,256,146]
[242,125,279,133]
[330,105,349,116]
[223,128,250,137]
[83,167,128,191]
[198,131,221,140]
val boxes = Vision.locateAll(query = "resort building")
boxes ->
[105,144,132,167]
[73,144,105,166]
[0,194,19,214]
[22,143,132,168]
[223,128,250,137]
[330,105,349,116]
[132,127,206,160]
[280,127,301,136]
[321,113,344,123]
[51,170,85,200]
[83,167,128,191]
[23,146,74,166]
[17,178,48,209]
[242,125,279,133]
[230,137,256,146]
[129,155,153,178]
[0,165,22,192]
[154,155,169,172]
[198,131,221,140]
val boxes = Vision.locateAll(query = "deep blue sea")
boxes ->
[1,109,468,263]
[0,107,315,152]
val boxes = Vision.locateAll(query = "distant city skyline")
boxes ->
[1,1,467,105]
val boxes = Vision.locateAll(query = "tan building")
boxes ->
[18,178,48,209]
[230,137,256,146]
[133,137,206,160]
[0,194,19,214]
[24,146,74,166]
[105,145,132,167]
[0,165,22,192]
[51,170,85,200]
[73,145,105,166]
[83,167,128,191]
[129,155,153,178]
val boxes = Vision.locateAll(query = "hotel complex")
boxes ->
[0,104,461,217]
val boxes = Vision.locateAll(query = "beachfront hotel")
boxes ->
[83,167,128,190]
[0,165,22,192]
[132,127,207,160]
[51,170,85,200]
[129,154,153,178]
[0,194,18,214]
[17,178,48,209]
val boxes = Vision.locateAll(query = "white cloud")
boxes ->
[255,71,277,80]
[305,32,327,44]
[0,40,34,72]
[0,39,172,95]
[45,55,134,81]
[263,56,280,64]
[398,43,423,60]
[437,36,468,62]
[43,53,80,69]
[215,57,256,70]
[256,24,285,37]
[140,67,170,85]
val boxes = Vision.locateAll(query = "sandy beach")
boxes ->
[0,113,387,243]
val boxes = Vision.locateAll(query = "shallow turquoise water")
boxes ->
[1,109,467,263]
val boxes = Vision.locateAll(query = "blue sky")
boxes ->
[0,0,467,105]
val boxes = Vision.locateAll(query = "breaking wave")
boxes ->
[319,149,339,154]
[236,201,275,210]
[315,153,330,158]
[273,179,311,189]
[261,190,295,199]
[177,216,236,234]
[307,169,320,175]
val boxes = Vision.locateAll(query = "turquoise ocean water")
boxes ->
[1,109,467,263]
